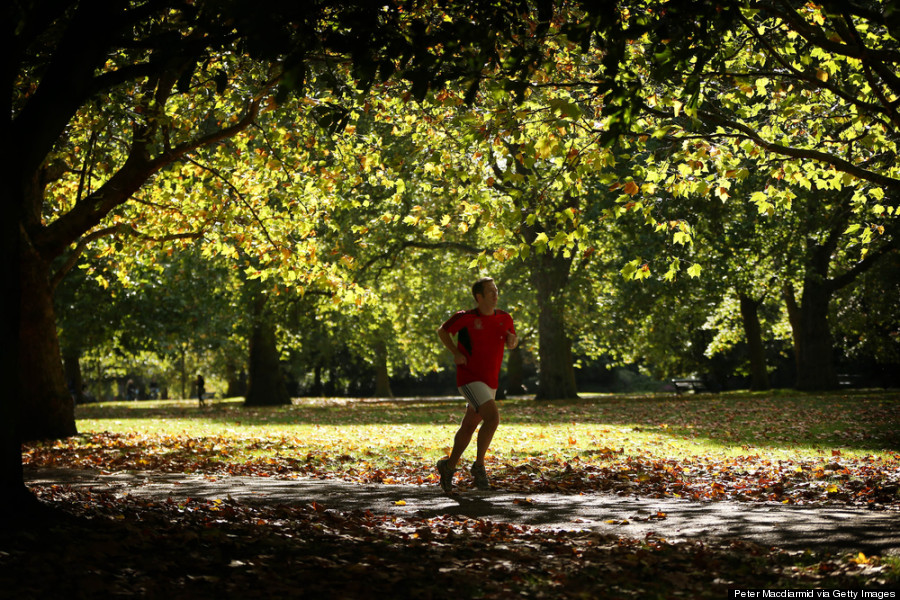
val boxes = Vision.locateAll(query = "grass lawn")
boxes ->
[28,389,900,505]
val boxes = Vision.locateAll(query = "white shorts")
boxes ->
[458,382,497,411]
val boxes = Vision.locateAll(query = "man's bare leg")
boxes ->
[447,405,482,469]
[473,399,499,466]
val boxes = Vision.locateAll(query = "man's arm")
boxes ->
[505,331,518,350]
[437,326,467,365]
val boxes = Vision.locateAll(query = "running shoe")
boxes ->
[436,457,455,493]
[471,462,490,490]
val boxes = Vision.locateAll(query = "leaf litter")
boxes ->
[3,486,895,598]
[13,392,900,595]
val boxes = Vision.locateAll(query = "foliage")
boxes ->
[831,252,900,369]
[611,0,900,255]
[55,244,248,398]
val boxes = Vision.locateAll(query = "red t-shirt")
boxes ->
[441,309,515,389]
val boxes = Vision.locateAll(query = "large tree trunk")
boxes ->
[505,344,527,396]
[780,197,897,391]
[373,340,393,398]
[531,253,578,400]
[225,361,248,398]
[18,241,77,441]
[3,169,46,514]
[792,279,839,390]
[244,299,291,407]
[2,207,29,513]
[738,294,770,391]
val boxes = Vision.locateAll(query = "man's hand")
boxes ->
[438,326,468,365]
[506,331,518,350]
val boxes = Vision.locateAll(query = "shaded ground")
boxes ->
[25,466,900,556]
[2,467,896,599]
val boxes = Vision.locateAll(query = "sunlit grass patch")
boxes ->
[25,390,900,505]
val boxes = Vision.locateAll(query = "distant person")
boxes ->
[436,277,517,492]
[196,373,206,407]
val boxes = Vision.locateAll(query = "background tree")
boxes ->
[605,0,900,388]
[55,243,248,401]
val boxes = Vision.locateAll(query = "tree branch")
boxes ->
[35,93,266,260]
[829,236,899,292]
[696,108,900,192]
[49,223,203,291]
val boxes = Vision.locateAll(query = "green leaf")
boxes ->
[620,259,640,279]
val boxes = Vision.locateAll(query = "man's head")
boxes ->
[472,277,499,315]
[472,277,495,300]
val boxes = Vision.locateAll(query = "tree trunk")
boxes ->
[225,361,248,398]
[2,192,31,513]
[738,294,770,391]
[180,346,187,400]
[62,346,85,404]
[312,365,324,396]
[783,283,802,377]
[244,299,291,407]
[505,344,527,395]
[792,279,839,390]
[531,253,578,400]
[18,242,77,441]
[373,340,393,397]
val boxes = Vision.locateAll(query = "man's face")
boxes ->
[476,281,499,312]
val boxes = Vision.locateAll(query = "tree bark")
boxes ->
[738,294,770,391]
[244,299,291,407]
[1,219,27,512]
[373,340,393,397]
[792,278,839,390]
[505,344,527,395]
[18,240,77,441]
[531,252,578,400]
[2,149,43,513]
[63,346,85,404]
[225,361,248,398]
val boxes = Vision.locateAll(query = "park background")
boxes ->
[5,1,900,596]
[18,1,896,422]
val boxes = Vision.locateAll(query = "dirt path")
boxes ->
[25,467,900,556]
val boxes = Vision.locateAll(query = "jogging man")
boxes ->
[436,277,517,492]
